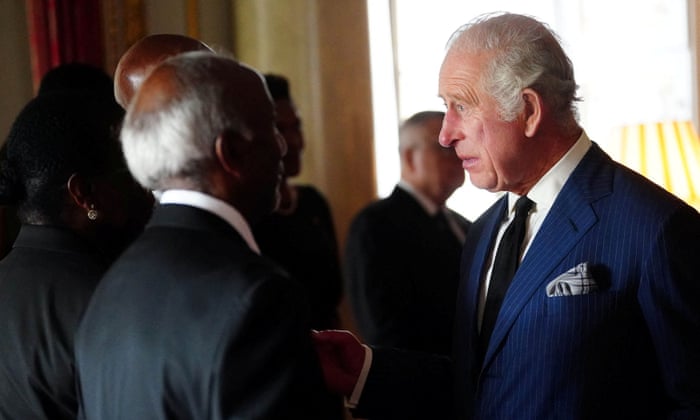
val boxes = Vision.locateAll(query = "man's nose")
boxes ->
[439,115,458,148]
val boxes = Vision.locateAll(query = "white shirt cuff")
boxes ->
[345,344,373,408]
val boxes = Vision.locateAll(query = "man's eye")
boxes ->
[456,104,465,112]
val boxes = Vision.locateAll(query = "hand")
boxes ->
[311,329,366,396]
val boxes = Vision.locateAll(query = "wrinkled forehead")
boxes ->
[439,48,488,94]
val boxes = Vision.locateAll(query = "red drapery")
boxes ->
[26,0,105,92]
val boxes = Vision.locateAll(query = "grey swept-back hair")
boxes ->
[446,12,580,123]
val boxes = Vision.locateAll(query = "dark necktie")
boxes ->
[479,195,534,359]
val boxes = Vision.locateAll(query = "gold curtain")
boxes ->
[101,0,146,74]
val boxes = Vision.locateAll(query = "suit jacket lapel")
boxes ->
[454,195,506,379]
[481,144,613,369]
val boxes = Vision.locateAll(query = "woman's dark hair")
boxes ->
[37,62,115,98]
[264,73,290,101]
[0,91,125,224]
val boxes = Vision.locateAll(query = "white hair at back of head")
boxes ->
[446,12,580,122]
[121,51,247,191]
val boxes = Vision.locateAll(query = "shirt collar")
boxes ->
[508,130,592,213]
[158,189,261,254]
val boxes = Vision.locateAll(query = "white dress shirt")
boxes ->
[159,189,261,255]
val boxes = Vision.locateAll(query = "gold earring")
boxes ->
[87,205,99,221]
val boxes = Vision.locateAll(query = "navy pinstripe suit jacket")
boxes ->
[358,143,700,420]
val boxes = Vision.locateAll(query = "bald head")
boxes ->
[114,34,212,108]
[129,52,264,125]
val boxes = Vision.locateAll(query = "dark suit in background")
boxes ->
[0,226,105,420]
[254,184,343,330]
[346,186,470,355]
[255,74,346,420]
[345,110,468,362]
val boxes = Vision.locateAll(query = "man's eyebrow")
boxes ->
[441,89,478,107]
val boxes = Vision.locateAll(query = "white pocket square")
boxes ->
[546,262,598,297]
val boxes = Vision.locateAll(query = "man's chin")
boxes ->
[467,174,496,192]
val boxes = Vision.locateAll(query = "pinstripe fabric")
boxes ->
[453,143,700,419]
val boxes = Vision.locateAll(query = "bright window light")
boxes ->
[367,0,691,221]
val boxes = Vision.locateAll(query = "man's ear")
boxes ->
[403,147,418,172]
[66,173,94,211]
[214,130,249,177]
[522,88,543,138]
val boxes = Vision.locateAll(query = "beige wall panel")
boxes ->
[232,1,375,344]
[232,0,376,251]
[691,0,700,129]
[143,0,188,35]
[198,0,233,52]
[0,0,33,145]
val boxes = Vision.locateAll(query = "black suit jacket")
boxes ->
[0,225,107,420]
[345,186,470,355]
[75,204,331,419]
[254,185,343,330]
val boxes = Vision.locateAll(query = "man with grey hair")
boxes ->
[314,12,700,419]
[345,110,469,358]
[75,51,332,419]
